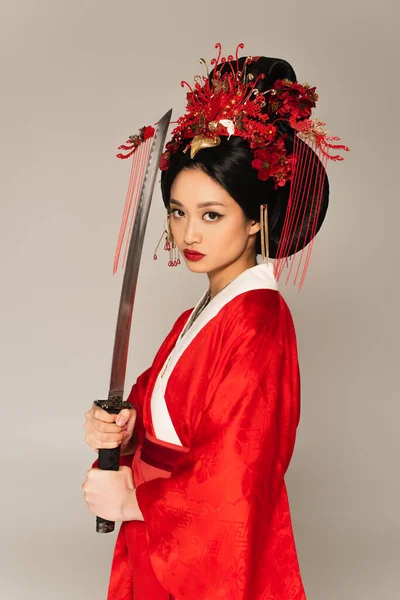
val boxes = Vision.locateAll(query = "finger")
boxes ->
[94,430,127,443]
[92,405,118,423]
[119,466,134,489]
[85,436,97,452]
[115,408,134,427]
[93,440,125,450]
[85,432,127,451]
[90,420,127,434]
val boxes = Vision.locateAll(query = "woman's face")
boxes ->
[169,167,260,275]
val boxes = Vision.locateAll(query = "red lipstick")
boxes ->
[183,249,205,262]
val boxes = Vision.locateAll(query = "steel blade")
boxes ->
[108,109,172,399]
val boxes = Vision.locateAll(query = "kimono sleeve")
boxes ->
[135,311,301,599]
[91,365,153,469]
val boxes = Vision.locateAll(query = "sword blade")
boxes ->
[108,109,172,399]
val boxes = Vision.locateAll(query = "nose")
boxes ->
[183,217,202,246]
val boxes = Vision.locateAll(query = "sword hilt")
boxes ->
[93,396,133,534]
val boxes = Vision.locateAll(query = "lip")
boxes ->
[183,249,205,262]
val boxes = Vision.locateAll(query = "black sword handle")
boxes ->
[93,398,132,533]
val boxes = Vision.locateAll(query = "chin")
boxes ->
[183,259,209,273]
[183,256,229,276]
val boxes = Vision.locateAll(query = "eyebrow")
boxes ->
[170,198,226,209]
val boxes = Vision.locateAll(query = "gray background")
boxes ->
[1,0,399,598]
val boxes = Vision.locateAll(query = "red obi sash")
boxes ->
[134,430,189,483]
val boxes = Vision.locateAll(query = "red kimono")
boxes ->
[100,263,306,599]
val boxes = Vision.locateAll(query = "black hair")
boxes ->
[160,56,329,257]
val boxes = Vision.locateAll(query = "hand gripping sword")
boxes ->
[94,109,172,533]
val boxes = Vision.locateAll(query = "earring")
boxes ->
[153,216,181,267]
[260,204,269,264]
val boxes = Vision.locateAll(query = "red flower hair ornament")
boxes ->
[118,43,348,190]
[114,43,349,290]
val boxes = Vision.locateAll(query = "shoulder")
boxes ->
[221,289,294,339]
[209,290,298,382]
[204,290,299,406]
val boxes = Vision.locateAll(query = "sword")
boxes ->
[94,108,172,533]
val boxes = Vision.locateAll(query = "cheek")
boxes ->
[217,216,248,243]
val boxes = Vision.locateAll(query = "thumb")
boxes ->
[115,408,133,427]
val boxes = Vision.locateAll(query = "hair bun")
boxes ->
[211,55,297,95]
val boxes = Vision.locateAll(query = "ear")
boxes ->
[248,220,261,235]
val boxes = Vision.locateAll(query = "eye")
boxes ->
[203,212,222,222]
[170,208,185,218]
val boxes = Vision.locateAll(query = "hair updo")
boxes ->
[160,56,329,257]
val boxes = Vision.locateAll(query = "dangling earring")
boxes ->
[166,217,180,267]
[153,216,181,267]
[260,204,269,264]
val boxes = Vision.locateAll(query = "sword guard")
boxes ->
[94,397,132,412]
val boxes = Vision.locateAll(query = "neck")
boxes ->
[207,254,257,300]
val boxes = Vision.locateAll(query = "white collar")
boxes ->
[167,260,278,375]
[152,260,278,445]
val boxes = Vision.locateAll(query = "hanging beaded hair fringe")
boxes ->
[273,133,328,291]
[113,138,153,274]
[260,204,269,264]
